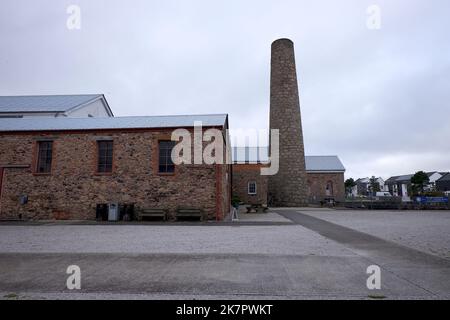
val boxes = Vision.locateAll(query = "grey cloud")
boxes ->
[0,0,449,179]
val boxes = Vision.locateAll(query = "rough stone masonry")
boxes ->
[269,38,308,206]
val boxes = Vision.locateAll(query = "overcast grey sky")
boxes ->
[1,0,449,179]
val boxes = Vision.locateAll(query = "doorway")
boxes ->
[0,167,3,215]
[0,167,3,198]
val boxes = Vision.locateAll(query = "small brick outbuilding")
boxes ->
[232,148,345,205]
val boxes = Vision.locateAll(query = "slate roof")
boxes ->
[394,174,414,183]
[0,94,105,113]
[232,147,345,172]
[385,176,399,183]
[0,114,229,132]
[437,173,450,182]
[305,155,346,172]
[386,172,449,184]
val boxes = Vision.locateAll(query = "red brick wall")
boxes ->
[232,164,345,205]
[307,172,345,203]
[0,129,230,221]
[232,164,268,205]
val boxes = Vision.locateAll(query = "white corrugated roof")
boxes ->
[232,147,345,172]
[0,114,228,132]
[232,146,270,163]
[0,95,103,113]
[305,156,345,172]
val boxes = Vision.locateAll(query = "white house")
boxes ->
[351,177,387,196]
[0,94,113,118]
[385,171,448,198]
[425,172,447,191]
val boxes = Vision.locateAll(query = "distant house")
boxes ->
[385,175,411,197]
[385,172,448,197]
[0,94,113,118]
[427,172,448,191]
[351,177,387,196]
[436,173,450,192]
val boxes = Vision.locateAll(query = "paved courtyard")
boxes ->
[299,209,450,260]
[0,209,449,299]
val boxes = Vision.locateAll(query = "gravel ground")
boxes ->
[237,212,293,223]
[1,211,449,300]
[0,225,353,256]
[297,210,450,260]
[0,291,406,300]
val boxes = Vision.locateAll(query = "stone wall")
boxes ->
[232,163,345,206]
[307,172,345,203]
[268,38,308,206]
[232,164,268,205]
[0,129,229,221]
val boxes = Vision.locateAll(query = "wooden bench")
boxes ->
[176,208,203,221]
[138,208,167,221]
[246,204,269,213]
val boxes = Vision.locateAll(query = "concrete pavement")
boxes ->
[276,210,450,299]
[0,210,449,299]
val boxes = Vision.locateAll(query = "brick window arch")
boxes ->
[326,181,334,196]
[248,181,257,195]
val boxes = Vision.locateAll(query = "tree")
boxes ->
[411,171,429,195]
[345,178,356,196]
[368,176,381,195]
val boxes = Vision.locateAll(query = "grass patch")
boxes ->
[3,293,18,299]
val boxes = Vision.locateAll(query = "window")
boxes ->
[97,141,113,173]
[248,181,257,195]
[326,181,333,196]
[36,141,53,173]
[158,141,175,173]
[0,168,3,198]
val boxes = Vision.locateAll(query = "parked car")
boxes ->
[376,192,393,197]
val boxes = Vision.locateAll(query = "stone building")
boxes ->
[232,163,268,205]
[305,156,346,203]
[0,115,231,221]
[232,148,345,205]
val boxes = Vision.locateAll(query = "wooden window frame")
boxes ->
[248,181,257,195]
[33,140,54,175]
[95,140,114,175]
[157,140,176,175]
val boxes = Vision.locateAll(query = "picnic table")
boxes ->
[246,204,269,213]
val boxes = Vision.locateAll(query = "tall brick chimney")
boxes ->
[268,38,308,207]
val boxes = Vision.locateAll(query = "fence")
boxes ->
[344,197,449,210]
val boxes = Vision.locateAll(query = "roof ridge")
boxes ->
[0,114,228,120]
[0,114,228,132]
[305,155,339,157]
[110,113,228,118]
[0,94,102,98]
